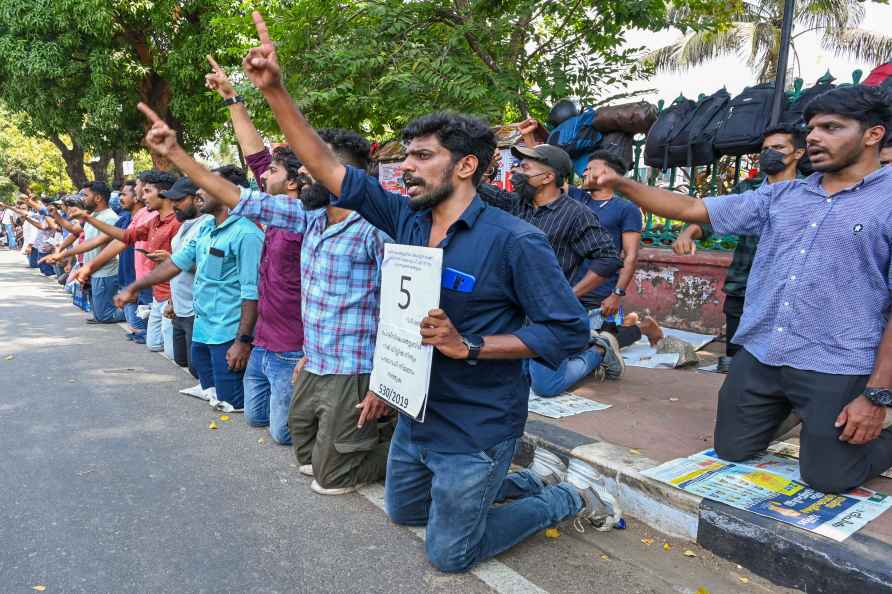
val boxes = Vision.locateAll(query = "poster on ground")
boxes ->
[528,392,612,419]
[370,244,442,422]
[642,449,892,541]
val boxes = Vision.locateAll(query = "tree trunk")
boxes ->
[112,149,126,185]
[48,134,88,188]
[89,151,112,183]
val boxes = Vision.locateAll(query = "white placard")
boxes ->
[122,160,134,175]
[370,244,442,421]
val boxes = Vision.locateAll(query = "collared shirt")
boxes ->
[32,214,53,254]
[115,211,135,288]
[169,214,213,317]
[245,149,306,354]
[336,166,589,454]
[131,208,157,280]
[701,176,765,298]
[1,209,13,225]
[122,211,182,302]
[570,189,643,306]
[84,208,119,278]
[704,166,892,375]
[171,215,263,345]
[477,184,621,283]
[231,187,387,375]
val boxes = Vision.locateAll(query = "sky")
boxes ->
[619,2,892,104]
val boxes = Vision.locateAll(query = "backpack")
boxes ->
[596,131,635,172]
[667,89,731,166]
[781,77,836,127]
[643,97,697,169]
[546,107,603,160]
[714,83,775,156]
[864,62,892,91]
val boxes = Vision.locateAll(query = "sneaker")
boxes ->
[592,331,624,380]
[310,480,362,496]
[133,335,146,344]
[299,464,314,477]
[179,384,207,400]
[574,486,623,533]
[213,401,244,414]
[205,387,220,408]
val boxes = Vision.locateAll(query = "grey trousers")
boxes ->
[714,349,892,493]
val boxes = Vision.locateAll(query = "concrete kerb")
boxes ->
[521,422,892,593]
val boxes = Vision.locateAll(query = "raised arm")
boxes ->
[206,55,266,157]
[68,208,126,242]
[591,164,710,224]
[76,240,128,284]
[242,12,346,197]
[50,207,82,234]
[136,103,242,209]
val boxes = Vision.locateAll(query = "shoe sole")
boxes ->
[310,480,363,496]
[597,332,625,379]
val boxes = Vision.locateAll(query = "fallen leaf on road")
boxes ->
[738,576,749,584]
[641,538,654,545]
[32,586,46,592]
[219,415,230,422]
[600,554,609,560]
[629,449,641,455]
[4,355,13,361]
[684,549,698,558]
[208,421,218,430]
[258,437,266,444]
[544,528,560,539]
[663,543,671,551]
[694,589,709,594]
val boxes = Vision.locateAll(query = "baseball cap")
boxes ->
[510,144,573,178]
[160,177,199,200]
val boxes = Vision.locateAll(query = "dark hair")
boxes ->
[80,182,92,190]
[88,180,111,201]
[317,128,371,169]
[402,112,497,186]
[762,122,807,149]
[588,149,627,175]
[112,180,124,191]
[213,165,250,188]
[271,146,303,182]
[138,170,179,191]
[804,85,892,144]
[122,179,136,189]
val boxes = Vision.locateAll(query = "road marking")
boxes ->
[358,484,549,594]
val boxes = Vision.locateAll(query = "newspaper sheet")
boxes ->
[528,392,612,419]
[642,449,892,541]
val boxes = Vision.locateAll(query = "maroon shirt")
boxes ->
[246,149,305,353]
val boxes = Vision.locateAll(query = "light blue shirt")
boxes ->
[171,215,263,345]
[169,214,213,318]
[704,166,892,375]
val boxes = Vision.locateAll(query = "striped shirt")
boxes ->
[231,188,388,376]
[477,185,621,282]
[704,166,892,375]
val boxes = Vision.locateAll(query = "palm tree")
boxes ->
[645,0,892,83]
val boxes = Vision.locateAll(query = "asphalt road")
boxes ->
[0,250,797,594]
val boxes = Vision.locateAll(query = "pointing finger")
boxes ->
[207,54,222,73]
[252,11,272,46]
[137,102,162,124]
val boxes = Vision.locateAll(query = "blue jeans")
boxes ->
[28,247,39,268]
[385,419,582,573]
[192,340,245,408]
[123,303,147,333]
[529,345,604,398]
[91,276,125,322]
[4,224,16,250]
[243,346,302,445]
[37,252,55,276]
[147,298,173,355]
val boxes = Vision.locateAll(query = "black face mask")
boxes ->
[759,149,788,176]
[510,172,539,202]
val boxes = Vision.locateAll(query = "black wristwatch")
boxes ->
[613,287,626,297]
[223,95,245,106]
[864,388,892,407]
[461,335,484,366]
[238,334,254,345]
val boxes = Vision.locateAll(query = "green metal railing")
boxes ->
[634,69,863,251]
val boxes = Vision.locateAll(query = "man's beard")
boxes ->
[299,183,331,210]
[175,205,199,222]
[404,166,454,212]
[809,142,862,173]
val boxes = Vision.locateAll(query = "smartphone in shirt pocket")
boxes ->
[206,246,226,280]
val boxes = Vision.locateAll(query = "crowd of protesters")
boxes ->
[3,11,892,573]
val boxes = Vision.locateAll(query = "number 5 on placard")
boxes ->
[399,275,412,310]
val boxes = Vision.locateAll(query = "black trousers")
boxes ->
[601,323,642,349]
[714,349,892,493]
[722,294,745,357]
[171,315,198,379]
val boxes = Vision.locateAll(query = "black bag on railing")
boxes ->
[667,88,731,166]
[781,77,836,127]
[714,83,775,156]
[597,131,635,171]
[644,97,697,169]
